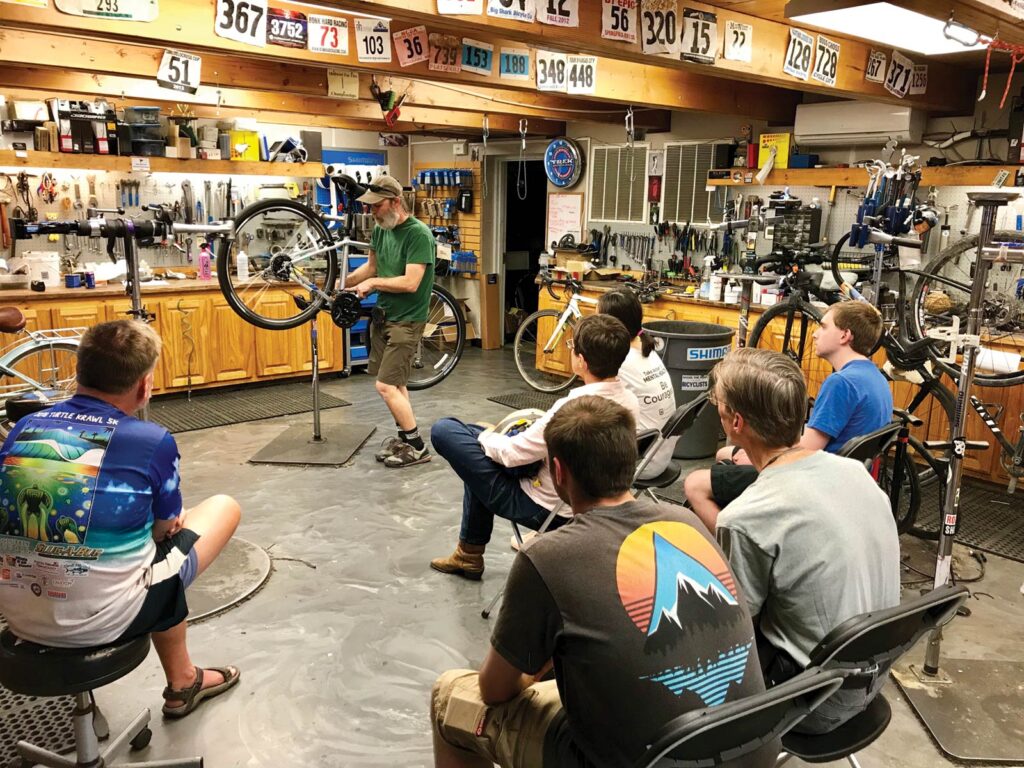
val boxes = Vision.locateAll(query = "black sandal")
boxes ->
[162,665,241,718]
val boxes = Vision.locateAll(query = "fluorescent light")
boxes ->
[789,3,986,56]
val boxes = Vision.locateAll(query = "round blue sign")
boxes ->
[544,138,583,188]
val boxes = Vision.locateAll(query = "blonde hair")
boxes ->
[77,321,162,394]
[710,348,807,448]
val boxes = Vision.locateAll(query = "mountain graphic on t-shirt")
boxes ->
[647,532,738,638]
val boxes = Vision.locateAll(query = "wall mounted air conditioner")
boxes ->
[794,101,926,147]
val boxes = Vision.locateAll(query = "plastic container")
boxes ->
[126,123,164,141]
[198,246,212,281]
[10,252,60,288]
[235,250,249,280]
[122,106,161,124]
[642,320,735,459]
[131,139,165,157]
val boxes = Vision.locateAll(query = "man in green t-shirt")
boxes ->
[347,175,436,468]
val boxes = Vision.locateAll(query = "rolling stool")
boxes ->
[0,629,202,768]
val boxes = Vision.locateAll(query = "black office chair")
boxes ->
[633,393,709,501]
[776,584,969,767]
[836,421,903,473]
[636,667,846,768]
[0,629,202,768]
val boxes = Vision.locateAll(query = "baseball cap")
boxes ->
[356,174,403,204]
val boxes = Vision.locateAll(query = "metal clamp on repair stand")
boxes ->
[892,190,1024,764]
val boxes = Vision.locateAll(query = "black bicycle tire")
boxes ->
[216,198,337,331]
[830,232,854,291]
[879,441,922,534]
[406,284,466,391]
[748,299,824,360]
[2,339,80,395]
[514,309,578,393]
[909,229,1024,388]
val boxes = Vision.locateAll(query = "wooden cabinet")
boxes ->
[155,296,213,389]
[51,301,106,329]
[208,296,256,384]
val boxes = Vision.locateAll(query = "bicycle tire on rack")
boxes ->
[514,309,578,393]
[878,440,922,534]
[0,339,80,398]
[748,300,828,391]
[406,285,466,390]
[216,198,338,331]
[910,229,1024,388]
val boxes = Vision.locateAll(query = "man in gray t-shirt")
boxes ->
[708,348,900,734]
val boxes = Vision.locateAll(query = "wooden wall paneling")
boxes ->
[208,295,257,384]
[157,296,214,388]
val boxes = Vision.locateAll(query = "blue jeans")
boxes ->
[430,418,564,547]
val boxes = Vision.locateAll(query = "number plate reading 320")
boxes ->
[267,8,307,48]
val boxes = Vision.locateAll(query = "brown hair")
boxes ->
[544,395,637,499]
[573,314,631,379]
[827,302,883,356]
[710,347,807,448]
[77,321,162,394]
[597,288,655,357]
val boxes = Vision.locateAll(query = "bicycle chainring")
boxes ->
[330,292,363,329]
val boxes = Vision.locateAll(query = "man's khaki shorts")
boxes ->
[431,669,565,768]
[368,320,426,387]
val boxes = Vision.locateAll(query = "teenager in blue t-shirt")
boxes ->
[685,301,893,533]
[0,321,242,719]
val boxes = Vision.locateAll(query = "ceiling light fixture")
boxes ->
[785,1,986,56]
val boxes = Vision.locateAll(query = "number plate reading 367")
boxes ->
[215,0,267,46]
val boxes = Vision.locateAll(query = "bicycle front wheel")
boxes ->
[0,339,79,401]
[514,310,578,393]
[217,198,338,331]
[749,301,828,394]
[910,229,1024,387]
[406,285,466,390]
[878,440,922,534]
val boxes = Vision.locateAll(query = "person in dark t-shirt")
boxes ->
[431,396,774,768]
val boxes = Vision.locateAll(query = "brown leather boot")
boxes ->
[430,542,485,580]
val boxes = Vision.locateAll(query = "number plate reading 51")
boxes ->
[157,49,201,95]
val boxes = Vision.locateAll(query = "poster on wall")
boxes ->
[356,18,392,62]
[394,26,429,66]
[56,0,158,21]
[546,192,583,250]
[438,0,483,12]
[327,68,359,99]
[499,47,531,80]
[488,0,535,22]
[215,0,267,46]
[539,0,578,27]
[308,15,348,55]
[601,0,637,44]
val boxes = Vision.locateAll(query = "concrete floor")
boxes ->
[83,346,1024,767]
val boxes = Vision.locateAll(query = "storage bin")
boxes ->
[131,140,165,156]
[122,106,161,124]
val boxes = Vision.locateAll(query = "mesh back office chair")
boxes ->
[632,393,710,501]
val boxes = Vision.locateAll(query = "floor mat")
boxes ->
[914,476,1024,563]
[149,383,350,434]
[487,391,564,411]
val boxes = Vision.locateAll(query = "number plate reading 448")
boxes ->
[567,55,597,95]
[215,0,267,46]
[267,8,307,48]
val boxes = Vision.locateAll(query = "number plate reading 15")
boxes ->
[681,9,717,66]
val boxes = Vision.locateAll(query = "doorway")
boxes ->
[501,159,547,343]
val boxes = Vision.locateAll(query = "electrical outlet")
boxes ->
[453,141,468,156]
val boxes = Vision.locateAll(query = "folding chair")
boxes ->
[633,393,709,501]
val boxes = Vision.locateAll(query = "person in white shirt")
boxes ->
[430,314,640,580]
[597,288,677,479]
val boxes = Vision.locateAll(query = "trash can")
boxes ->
[642,320,734,459]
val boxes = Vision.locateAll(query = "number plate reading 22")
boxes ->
[267,8,307,48]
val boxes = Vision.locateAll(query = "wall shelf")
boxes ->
[0,150,323,177]
[707,165,1024,188]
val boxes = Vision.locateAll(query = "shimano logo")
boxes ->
[686,346,730,362]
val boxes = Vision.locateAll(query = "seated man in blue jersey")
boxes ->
[0,320,242,718]
[684,301,893,532]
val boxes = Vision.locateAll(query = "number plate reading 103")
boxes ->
[499,48,531,81]
[536,51,567,92]
[566,55,597,95]
[356,18,392,63]
[783,27,813,81]
[267,8,307,48]
[461,38,494,75]
[215,0,267,46]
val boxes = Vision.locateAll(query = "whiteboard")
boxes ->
[546,193,583,248]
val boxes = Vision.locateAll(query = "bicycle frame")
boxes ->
[0,328,83,392]
[970,396,1024,492]
[541,292,598,353]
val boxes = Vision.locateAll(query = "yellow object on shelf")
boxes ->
[758,133,791,170]
[229,130,260,162]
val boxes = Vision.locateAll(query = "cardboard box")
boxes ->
[758,132,791,170]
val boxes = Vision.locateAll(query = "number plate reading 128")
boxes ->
[215,0,267,46]
[267,8,307,48]
[783,27,813,81]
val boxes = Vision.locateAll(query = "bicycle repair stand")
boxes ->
[249,238,375,467]
[892,191,1024,763]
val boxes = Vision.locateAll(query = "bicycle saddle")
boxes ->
[886,335,937,370]
[0,306,26,334]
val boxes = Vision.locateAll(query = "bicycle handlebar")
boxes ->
[867,229,923,249]
[539,271,584,300]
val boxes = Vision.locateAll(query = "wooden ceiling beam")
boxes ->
[0,0,801,121]
[0,65,564,136]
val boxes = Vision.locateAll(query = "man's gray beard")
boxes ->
[376,209,400,230]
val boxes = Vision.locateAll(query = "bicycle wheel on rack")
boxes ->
[406,285,466,390]
[0,339,79,403]
[513,310,578,393]
[748,301,829,394]
[878,440,922,534]
[910,229,1024,387]
[216,198,338,331]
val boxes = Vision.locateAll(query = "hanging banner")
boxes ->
[536,50,567,92]
[680,8,717,65]
[641,0,678,56]
[356,18,392,62]
[884,49,913,98]
[865,49,886,83]
[499,47,531,80]
[156,49,201,94]
[566,55,597,95]
[811,34,840,87]
[909,64,928,95]
[215,0,267,46]
[327,68,359,99]
[438,0,482,11]
[487,0,535,22]
[56,0,157,21]
[723,20,751,63]
[267,8,306,48]
[308,15,347,55]
[601,0,637,44]
[429,33,462,73]
[539,0,578,27]
[394,25,428,67]
[783,27,813,81]
[461,38,494,75]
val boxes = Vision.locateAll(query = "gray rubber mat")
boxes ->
[149,383,350,434]
[913,477,1024,563]
[0,683,75,764]
[487,390,564,411]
